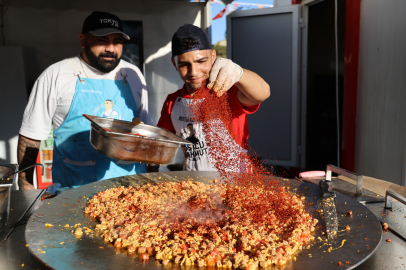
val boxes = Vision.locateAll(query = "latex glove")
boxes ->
[207,58,243,97]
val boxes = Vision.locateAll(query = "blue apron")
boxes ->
[52,58,146,188]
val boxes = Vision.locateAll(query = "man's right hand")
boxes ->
[207,58,243,97]
[17,135,40,190]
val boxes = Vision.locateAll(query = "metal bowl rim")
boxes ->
[85,114,193,145]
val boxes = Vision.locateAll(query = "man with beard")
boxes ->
[157,24,270,171]
[18,11,152,189]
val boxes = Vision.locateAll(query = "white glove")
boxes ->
[207,58,243,97]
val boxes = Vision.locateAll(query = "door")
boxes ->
[227,5,301,167]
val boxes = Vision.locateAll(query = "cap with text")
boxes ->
[82,11,130,40]
[172,24,212,57]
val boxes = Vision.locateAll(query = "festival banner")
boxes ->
[213,6,227,20]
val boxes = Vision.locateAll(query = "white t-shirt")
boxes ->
[20,55,152,140]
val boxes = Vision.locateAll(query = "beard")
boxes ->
[84,46,121,73]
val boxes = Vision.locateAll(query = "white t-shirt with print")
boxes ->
[19,55,152,140]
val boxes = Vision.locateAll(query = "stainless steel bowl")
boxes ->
[0,164,17,233]
[84,115,192,164]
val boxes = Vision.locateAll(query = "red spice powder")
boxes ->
[185,80,303,225]
[188,80,273,186]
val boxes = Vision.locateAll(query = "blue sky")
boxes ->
[211,0,274,44]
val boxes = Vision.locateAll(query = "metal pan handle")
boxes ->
[1,163,44,180]
[385,190,406,209]
[326,164,363,196]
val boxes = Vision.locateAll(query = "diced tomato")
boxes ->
[191,249,197,254]
[181,244,188,251]
[300,232,310,242]
[212,234,218,239]
[232,248,237,253]
[207,259,215,266]
[221,235,228,242]
[242,231,248,236]
[276,257,287,266]
[179,232,186,240]
[210,247,219,258]
[277,247,285,255]
[141,253,149,261]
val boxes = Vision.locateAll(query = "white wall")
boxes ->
[356,0,406,185]
[0,0,206,165]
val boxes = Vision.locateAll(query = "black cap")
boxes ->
[82,11,130,40]
[172,24,212,57]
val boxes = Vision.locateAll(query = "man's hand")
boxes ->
[17,135,40,190]
[207,58,243,97]
[132,117,144,125]
[146,164,159,173]
[18,179,35,190]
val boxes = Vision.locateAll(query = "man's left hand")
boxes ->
[207,58,243,97]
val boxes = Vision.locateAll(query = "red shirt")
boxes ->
[157,84,259,148]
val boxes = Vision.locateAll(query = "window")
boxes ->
[122,21,144,72]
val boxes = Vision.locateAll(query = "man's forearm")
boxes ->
[17,135,40,189]
[236,69,270,106]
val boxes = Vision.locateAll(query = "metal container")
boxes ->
[0,164,17,232]
[84,114,192,164]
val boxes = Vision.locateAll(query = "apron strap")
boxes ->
[69,58,85,84]
[118,62,128,84]
[69,58,81,76]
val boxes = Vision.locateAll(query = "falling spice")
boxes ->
[189,80,275,187]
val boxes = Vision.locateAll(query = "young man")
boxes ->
[18,11,152,189]
[157,24,270,171]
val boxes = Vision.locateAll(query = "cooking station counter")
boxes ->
[0,174,405,270]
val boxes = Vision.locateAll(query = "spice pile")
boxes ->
[85,181,317,268]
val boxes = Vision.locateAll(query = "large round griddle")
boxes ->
[25,172,382,270]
